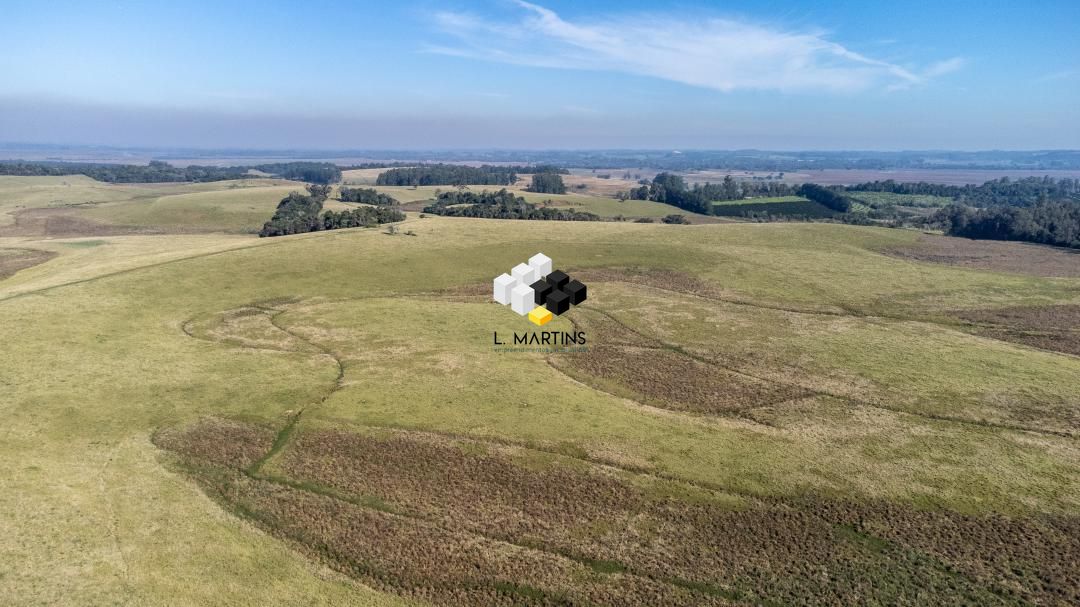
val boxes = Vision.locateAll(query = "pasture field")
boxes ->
[1,205,1079,604]
[562,169,647,196]
[714,195,808,205]
[535,192,691,218]
[0,176,306,235]
[712,196,834,217]
[368,183,695,218]
[341,167,400,185]
[847,191,956,208]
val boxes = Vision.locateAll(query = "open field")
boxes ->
[537,192,692,218]
[341,168,401,185]
[0,176,307,235]
[712,197,834,217]
[847,191,955,208]
[2,203,1079,605]
[367,184,696,218]
[562,169,646,196]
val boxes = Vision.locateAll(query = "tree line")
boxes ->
[0,160,250,183]
[338,187,398,205]
[422,189,600,221]
[624,173,799,214]
[796,183,853,212]
[528,172,566,194]
[848,177,1080,207]
[259,185,403,237]
[0,160,342,184]
[934,202,1080,248]
[376,164,518,186]
[251,162,341,184]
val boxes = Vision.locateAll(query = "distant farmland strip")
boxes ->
[712,197,836,218]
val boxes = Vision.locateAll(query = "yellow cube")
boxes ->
[528,306,553,326]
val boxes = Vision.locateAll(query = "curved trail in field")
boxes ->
[167,295,1075,604]
[576,303,1077,439]
[174,300,769,602]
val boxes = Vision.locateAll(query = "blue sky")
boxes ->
[1,0,1077,149]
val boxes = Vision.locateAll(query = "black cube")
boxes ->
[531,279,553,305]
[546,270,570,290]
[564,279,587,305]
[546,289,570,315]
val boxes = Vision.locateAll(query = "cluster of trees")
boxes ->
[796,183,853,213]
[259,184,402,237]
[624,173,807,215]
[848,177,1080,207]
[0,160,344,184]
[376,164,517,186]
[517,164,569,175]
[422,189,599,221]
[625,173,712,214]
[661,214,689,224]
[688,176,795,201]
[321,207,405,230]
[528,172,566,194]
[259,188,326,236]
[0,160,250,183]
[935,202,1080,248]
[338,187,398,205]
[252,162,341,184]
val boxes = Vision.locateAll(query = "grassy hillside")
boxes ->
[2,217,1078,604]
[0,176,306,235]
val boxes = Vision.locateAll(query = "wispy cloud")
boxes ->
[1034,68,1080,83]
[429,1,963,94]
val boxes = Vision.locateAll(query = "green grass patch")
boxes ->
[848,192,955,209]
[712,197,835,217]
[58,239,109,248]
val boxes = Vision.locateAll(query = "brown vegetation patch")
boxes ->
[971,328,1080,356]
[398,201,429,212]
[203,470,725,606]
[811,497,1080,606]
[560,343,808,414]
[431,281,490,301]
[0,247,56,280]
[556,308,810,414]
[956,304,1080,332]
[573,267,734,300]
[884,234,1080,277]
[153,416,275,470]
[0,207,156,237]
[953,304,1080,356]
[185,306,319,353]
[156,420,1075,606]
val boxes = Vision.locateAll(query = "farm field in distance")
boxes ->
[2,172,1079,605]
[711,196,835,218]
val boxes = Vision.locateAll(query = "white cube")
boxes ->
[511,263,537,288]
[511,283,535,315]
[493,273,516,305]
[528,253,552,279]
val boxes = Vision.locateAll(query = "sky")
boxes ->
[1,0,1078,150]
